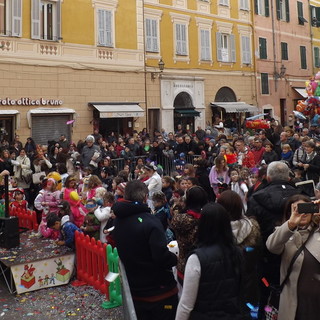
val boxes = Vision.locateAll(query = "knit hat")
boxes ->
[117,182,126,194]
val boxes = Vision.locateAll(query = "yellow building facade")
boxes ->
[0,0,257,145]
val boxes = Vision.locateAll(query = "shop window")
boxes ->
[0,0,22,37]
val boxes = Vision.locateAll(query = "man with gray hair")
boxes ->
[246,161,299,319]
[80,135,101,169]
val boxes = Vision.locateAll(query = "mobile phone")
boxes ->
[297,202,319,214]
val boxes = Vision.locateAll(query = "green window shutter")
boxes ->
[316,7,320,27]
[265,0,270,17]
[285,0,290,22]
[300,46,307,69]
[254,0,258,14]
[276,0,280,20]
[281,42,288,60]
[314,47,319,67]
[259,38,267,59]
[261,73,269,94]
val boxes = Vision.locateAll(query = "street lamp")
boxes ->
[151,58,165,80]
[274,64,286,79]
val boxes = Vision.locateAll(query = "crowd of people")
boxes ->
[1,118,320,320]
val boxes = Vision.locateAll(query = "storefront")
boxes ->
[0,110,20,143]
[89,102,145,137]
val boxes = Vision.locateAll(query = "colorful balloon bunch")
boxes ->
[296,72,320,119]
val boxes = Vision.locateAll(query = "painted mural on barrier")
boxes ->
[11,254,75,294]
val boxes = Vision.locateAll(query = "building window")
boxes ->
[261,73,269,94]
[314,47,320,68]
[281,42,288,60]
[200,29,211,61]
[32,0,61,41]
[276,0,289,22]
[175,23,188,55]
[0,0,22,37]
[98,9,113,47]
[241,35,251,64]
[216,32,236,63]
[254,0,269,17]
[240,0,249,11]
[145,18,159,53]
[259,37,267,59]
[219,0,229,6]
[311,6,320,27]
[300,46,307,69]
[297,2,307,25]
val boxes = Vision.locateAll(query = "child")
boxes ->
[186,177,199,190]
[10,188,28,211]
[174,153,186,175]
[229,167,248,211]
[225,145,238,167]
[58,200,72,220]
[86,175,102,200]
[47,213,81,250]
[39,212,61,240]
[115,182,126,201]
[81,199,100,240]
[261,143,278,165]
[94,192,115,243]
[34,178,61,225]
[99,167,113,192]
[152,191,174,243]
[162,176,175,203]
[281,144,293,165]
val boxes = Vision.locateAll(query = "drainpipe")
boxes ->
[271,0,278,91]
[142,0,149,132]
[250,0,258,110]
[308,0,314,76]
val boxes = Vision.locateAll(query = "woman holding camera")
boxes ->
[266,194,320,320]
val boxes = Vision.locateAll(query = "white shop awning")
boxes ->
[211,102,259,113]
[293,87,308,98]
[90,103,144,118]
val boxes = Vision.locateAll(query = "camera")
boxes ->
[297,202,319,214]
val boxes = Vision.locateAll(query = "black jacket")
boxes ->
[246,180,299,244]
[112,200,177,298]
[190,245,242,320]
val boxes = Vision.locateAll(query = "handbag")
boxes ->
[265,228,315,320]
[32,171,46,184]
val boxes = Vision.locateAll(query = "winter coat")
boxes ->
[81,144,101,168]
[112,200,177,298]
[61,215,81,249]
[266,222,320,320]
[94,205,112,243]
[262,150,279,164]
[299,151,320,184]
[13,155,31,189]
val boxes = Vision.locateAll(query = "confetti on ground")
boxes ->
[0,280,123,320]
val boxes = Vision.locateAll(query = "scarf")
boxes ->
[186,209,201,219]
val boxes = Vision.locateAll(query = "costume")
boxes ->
[10,199,28,211]
[39,222,61,240]
[94,205,112,243]
[237,147,255,168]
[112,200,177,318]
[83,212,100,240]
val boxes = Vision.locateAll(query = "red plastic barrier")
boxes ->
[75,231,109,297]
[9,207,39,231]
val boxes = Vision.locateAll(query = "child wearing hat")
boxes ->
[10,188,28,211]
[115,182,126,201]
[81,199,100,240]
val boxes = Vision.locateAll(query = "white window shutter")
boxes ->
[98,9,105,45]
[205,30,210,60]
[31,0,40,39]
[200,29,205,60]
[216,32,223,61]
[12,0,22,37]
[176,24,182,54]
[105,10,112,46]
[230,34,236,62]
[151,19,158,52]
[181,24,187,55]
[146,19,152,51]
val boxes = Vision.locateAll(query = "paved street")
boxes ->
[0,279,123,320]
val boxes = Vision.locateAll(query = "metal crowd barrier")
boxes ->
[108,154,201,176]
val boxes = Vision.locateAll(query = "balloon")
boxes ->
[315,72,320,80]
[315,85,320,97]
[70,191,80,202]
[296,100,306,113]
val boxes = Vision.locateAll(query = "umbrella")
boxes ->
[246,113,268,120]
[293,110,307,120]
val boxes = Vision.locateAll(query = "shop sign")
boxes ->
[0,97,63,106]
[100,111,144,118]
